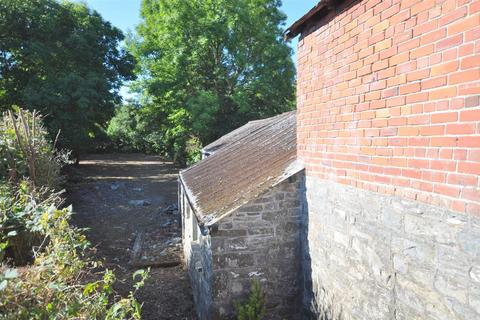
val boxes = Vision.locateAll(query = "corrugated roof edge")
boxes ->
[179,159,305,227]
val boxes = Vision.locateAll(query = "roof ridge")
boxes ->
[180,111,300,227]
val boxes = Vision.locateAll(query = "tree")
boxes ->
[125,0,295,163]
[0,0,135,158]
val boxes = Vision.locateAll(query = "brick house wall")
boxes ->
[297,0,480,214]
[295,0,480,319]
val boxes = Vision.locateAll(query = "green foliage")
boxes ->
[0,187,149,319]
[0,0,135,157]
[111,0,295,164]
[0,109,70,190]
[235,279,266,320]
[0,180,59,264]
[107,104,148,152]
[0,108,147,319]
[185,136,202,165]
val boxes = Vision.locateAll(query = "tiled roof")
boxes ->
[201,117,272,156]
[180,111,302,227]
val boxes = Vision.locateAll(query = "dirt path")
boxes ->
[66,154,196,320]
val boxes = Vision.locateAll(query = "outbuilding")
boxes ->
[179,111,305,319]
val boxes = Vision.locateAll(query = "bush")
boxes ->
[0,108,70,190]
[0,108,148,319]
[235,279,266,320]
[0,187,148,319]
[0,181,59,264]
[185,136,202,165]
[107,104,146,153]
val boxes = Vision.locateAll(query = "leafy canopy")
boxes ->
[117,0,295,163]
[0,0,135,156]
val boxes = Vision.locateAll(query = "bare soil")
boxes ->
[66,153,196,320]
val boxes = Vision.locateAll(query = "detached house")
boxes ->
[179,111,305,319]
[181,0,480,319]
[288,0,480,319]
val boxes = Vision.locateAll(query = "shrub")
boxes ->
[185,136,202,165]
[107,104,145,152]
[235,279,266,320]
[0,196,148,319]
[0,180,59,264]
[0,108,70,190]
[0,107,147,319]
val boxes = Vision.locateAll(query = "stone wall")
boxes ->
[181,186,214,320]
[208,173,305,319]
[182,173,305,319]
[304,176,480,320]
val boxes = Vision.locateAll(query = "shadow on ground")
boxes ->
[66,154,196,320]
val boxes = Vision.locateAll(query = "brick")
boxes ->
[420,28,447,46]
[370,80,387,91]
[365,90,381,101]
[411,0,435,16]
[398,127,419,136]
[458,162,480,175]
[387,74,407,86]
[397,61,417,74]
[459,43,475,57]
[430,61,459,76]
[386,96,406,107]
[410,44,435,59]
[376,108,390,118]
[430,137,457,147]
[439,6,467,26]
[421,76,447,89]
[431,112,458,123]
[372,60,389,72]
[358,64,372,76]
[460,55,480,69]
[429,87,457,100]
[462,188,480,202]
[380,46,398,60]
[448,14,480,35]
[382,4,400,20]
[469,150,480,161]
[398,38,421,53]
[375,38,393,53]
[378,67,396,79]
[372,20,390,34]
[459,109,480,121]
[419,125,445,136]
[449,69,480,85]
[400,82,421,94]
[465,96,480,108]
[465,25,480,42]
[389,52,410,66]
[436,34,463,51]
[458,136,480,147]
[434,184,460,197]
[408,114,430,125]
[446,123,476,134]
[370,100,387,109]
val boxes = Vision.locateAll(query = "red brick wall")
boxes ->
[296,0,480,215]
